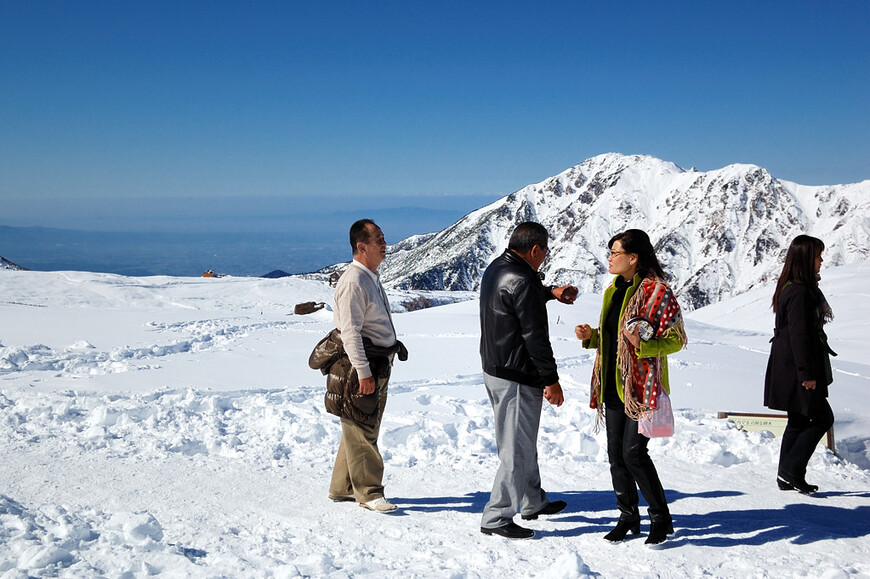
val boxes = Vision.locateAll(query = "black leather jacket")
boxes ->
[479,249,558,388]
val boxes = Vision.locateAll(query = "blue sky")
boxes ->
[1,0,868,219]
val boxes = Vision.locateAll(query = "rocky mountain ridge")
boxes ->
[0,256,26,271]
[373,153,869,310]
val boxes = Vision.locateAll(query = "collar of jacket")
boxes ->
[605,273,641,294]
[501,248,538,274]
[601,273,643,322]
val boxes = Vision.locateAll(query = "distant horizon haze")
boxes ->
[4,150,870,278]
[1,193,502,233]
[0,193,501,276]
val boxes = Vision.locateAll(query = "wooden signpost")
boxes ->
[716,411,835,453]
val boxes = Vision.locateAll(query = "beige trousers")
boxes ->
[329,377,389,503]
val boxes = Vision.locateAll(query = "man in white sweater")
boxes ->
[328,219,399,513]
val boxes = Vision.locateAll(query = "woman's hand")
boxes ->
[802,380,817,390]
[575,324,592,341]
[623,326,641,348]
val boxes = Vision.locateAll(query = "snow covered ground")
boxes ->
[1,266,869,577]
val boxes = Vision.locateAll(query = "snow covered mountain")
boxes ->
[377,153,870,310]
[0,256,25,271]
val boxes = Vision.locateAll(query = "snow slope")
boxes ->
[1,267,869,577]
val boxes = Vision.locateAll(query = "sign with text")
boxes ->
[717,412,835,452]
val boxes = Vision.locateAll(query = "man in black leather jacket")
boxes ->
[479,221,578,539]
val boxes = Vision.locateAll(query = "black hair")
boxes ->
[508,221,549,253]
[608,229,666,280]
[349,219,378,255]
[772,235,827,315]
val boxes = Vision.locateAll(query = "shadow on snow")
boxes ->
[393,488,870,546]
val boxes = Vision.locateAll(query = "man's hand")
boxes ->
[359,376,376,395]
[575,324,592,341]
[802,380,817,391]
[544,383,564,407]
[552,285,578,304]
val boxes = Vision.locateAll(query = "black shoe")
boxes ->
[778,473,818,494]
[645,520,675,545]
[521,500,567,520]
[603,518,641,543]
[777,476,795,491]
[481,522,535,539]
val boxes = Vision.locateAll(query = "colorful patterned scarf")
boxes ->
[591,276,687,425]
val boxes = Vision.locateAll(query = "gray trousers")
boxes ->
[481,373,549,529]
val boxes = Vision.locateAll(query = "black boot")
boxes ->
[777,476,794,491]
[777,472,818,494]
[645,520,675,545]
[603,517,641,543]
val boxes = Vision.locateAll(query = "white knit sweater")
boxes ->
[332,260,397,379]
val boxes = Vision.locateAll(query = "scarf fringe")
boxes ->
[591,352,605,433]
[665,318,688,347]
[618,287,646,419]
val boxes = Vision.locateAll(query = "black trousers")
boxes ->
[779,397,834,481]
[605,398,670,523]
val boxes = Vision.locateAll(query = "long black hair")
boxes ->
[608,229,665,280]
[772,235,832,322]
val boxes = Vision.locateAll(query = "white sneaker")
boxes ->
[328,494,355,502]
[361,497,397,513]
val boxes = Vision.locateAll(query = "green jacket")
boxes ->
[582,274,684,406]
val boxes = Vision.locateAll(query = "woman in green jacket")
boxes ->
[576,229,686,545]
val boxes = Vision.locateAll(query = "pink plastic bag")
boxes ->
[638,389,674,438]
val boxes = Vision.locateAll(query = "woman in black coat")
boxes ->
[764,235,836,494]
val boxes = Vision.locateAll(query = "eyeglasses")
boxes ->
[607,250,629,258]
